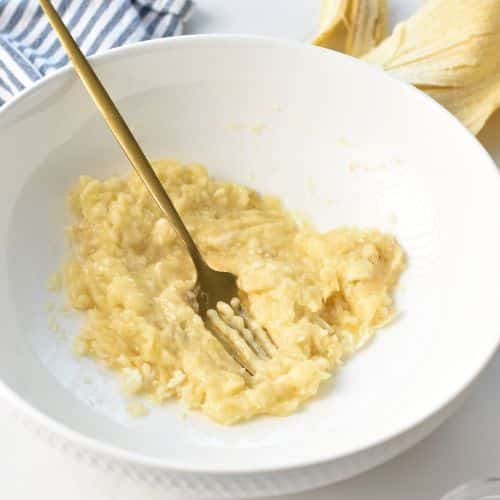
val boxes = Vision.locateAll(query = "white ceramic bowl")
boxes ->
[0,36,499,498]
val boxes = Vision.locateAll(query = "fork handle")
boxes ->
[38,0,208,275]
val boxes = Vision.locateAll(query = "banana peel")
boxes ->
[362,0,500,134]
[313,0,388,57]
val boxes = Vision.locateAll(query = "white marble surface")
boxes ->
[2,1,500,498]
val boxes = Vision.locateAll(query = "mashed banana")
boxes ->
[63,159,404,424]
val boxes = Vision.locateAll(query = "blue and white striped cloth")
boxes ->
[0,0,194,105]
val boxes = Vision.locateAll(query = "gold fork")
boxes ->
[39,0,276,375]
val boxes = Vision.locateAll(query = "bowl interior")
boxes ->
[0,36,499,471]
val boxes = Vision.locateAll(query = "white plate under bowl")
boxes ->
[0,36,499,498]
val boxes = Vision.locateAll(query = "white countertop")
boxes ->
[2,1,499,499]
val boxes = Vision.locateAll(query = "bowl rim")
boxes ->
[0,33,499,475]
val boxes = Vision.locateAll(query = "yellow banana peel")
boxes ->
[362,0,500,134]
[313,0,388,57]
[314,0,500,134]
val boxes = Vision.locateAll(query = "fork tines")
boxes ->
[206,298,276,375]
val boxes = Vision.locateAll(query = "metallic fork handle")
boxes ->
[38,0,207,275]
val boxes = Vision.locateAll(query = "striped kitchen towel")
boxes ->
[0,0,194,105]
